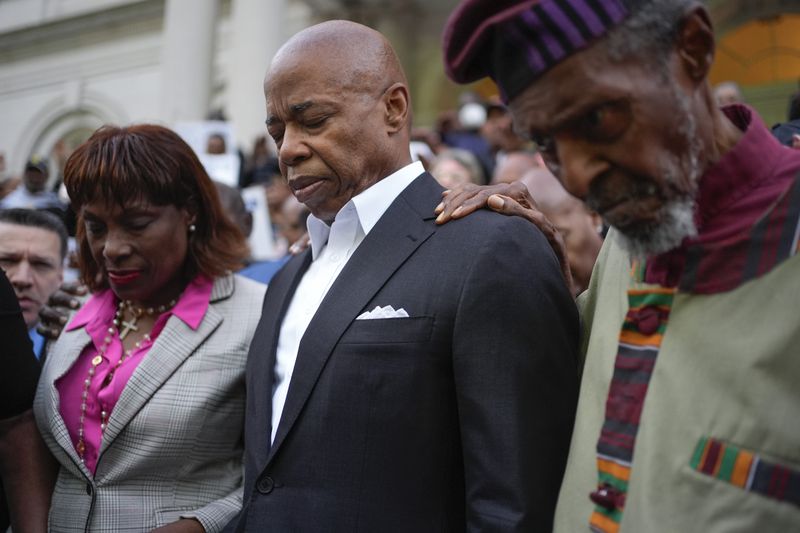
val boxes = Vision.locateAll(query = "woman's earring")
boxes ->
[189,224,196,233]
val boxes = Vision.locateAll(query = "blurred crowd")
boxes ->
[3,84,798,300]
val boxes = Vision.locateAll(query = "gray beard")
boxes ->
[616,196,697,258]
[616,85,701,259]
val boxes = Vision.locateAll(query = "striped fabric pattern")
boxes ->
[680,171,800,293]
[444,0,641,103]
[495,0,629,101]
[590,286,676,533]
[691,437,800,509]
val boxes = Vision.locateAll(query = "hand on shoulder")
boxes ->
[434,182,574,295]
[37,280,88,340]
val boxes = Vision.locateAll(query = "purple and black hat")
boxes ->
[443,0,639,103]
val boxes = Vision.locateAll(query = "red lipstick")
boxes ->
[107,270,142,285]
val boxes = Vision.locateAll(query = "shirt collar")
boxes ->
[306,161,424,260]
[643,104,800,292]
[169,274,214,330]
[66,289,115,332]
[693,104,781,228]
[28,327,46,359]
[66,274,215,333]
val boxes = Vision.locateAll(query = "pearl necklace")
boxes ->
[117,298,178,340]
[75,297,177,462]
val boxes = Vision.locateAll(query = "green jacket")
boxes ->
[555,230,800,532]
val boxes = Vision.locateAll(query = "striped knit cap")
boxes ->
[443,0,642,103]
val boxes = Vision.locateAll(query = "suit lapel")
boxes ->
[43,329,95,478]
[249,250,312,470]
[99,276,233,452]
[267,173,441,462]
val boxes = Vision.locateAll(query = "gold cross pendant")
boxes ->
[119,316,139,340]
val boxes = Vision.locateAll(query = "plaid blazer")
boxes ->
[34,274,266,533]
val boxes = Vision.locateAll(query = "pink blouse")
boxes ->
[56,274,214,474]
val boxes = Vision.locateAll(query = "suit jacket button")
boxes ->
[257,476,274,494]
[85,483,93,495]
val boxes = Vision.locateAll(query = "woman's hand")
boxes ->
[435,182,574,295]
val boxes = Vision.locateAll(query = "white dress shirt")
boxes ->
[270,161,424,443]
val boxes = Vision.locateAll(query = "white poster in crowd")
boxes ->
[242,185,282,261]
[174,121,240,187]
[198,154,239,187]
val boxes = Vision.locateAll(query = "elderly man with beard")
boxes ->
[441,0,800,532]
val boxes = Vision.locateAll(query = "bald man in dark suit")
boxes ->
[227,20,579,533]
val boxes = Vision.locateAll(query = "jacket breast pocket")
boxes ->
[339,316,434,345]
[689,436,800,510]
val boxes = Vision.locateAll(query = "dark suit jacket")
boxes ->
[229,173,579,532]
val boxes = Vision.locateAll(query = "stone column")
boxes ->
[160,0,218,122]
[225,0,287,150]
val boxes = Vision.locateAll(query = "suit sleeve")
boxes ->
[180,485,243,533]
[452,215,580,532]
[0,269,39,420]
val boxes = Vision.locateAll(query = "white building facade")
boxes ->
[0,0,311,181]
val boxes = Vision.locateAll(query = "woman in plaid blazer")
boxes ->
[34,125,266,532]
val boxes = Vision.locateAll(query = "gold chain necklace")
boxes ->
[75,297,177,462]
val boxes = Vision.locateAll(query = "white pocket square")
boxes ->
[356,305,410,320]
